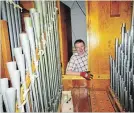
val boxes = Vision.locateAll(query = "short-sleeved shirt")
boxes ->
[66,51,88,72]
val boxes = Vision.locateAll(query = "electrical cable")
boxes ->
[71,1,75,9]
[76,1,86,16]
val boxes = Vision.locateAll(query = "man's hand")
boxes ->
[80,71,93,80]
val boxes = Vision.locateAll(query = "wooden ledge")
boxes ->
[62,75,84,80]
[107,87,125,112]
[62,74,110,80]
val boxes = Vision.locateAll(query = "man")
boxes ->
[66,39,93,80]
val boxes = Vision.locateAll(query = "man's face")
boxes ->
[75,42,85,55]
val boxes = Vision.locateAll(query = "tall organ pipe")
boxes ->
[0,1,2,19]
[16,1,22,33]
[10,3,17,47]
[1,1,7,20]
[13,1,20,46]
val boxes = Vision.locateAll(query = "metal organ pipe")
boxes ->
[10,2,18,48]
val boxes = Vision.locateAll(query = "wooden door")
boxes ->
[57,1,72,74]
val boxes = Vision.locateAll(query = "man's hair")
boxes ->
[74,39,85,47]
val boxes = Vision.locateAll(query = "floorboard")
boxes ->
[72,88,90,112]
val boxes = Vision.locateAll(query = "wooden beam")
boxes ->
[62,77,110,91]
[0,20,12,79]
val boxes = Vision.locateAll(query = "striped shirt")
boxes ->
[66,51,88,72]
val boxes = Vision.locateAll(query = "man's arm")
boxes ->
[66,70,93,80]
[66,71,80,75]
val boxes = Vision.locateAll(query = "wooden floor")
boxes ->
[71,88,114,112]
[63,79,115,112]
[90,90,115,112]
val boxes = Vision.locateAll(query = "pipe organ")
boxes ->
[0,0,134,112]
[0,1,62,112]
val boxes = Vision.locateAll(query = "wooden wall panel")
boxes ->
[86,1,132,78]
[110,1,120,17]
[62,79,73,90]
[0,20,12,79]
[62,79,109,91]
